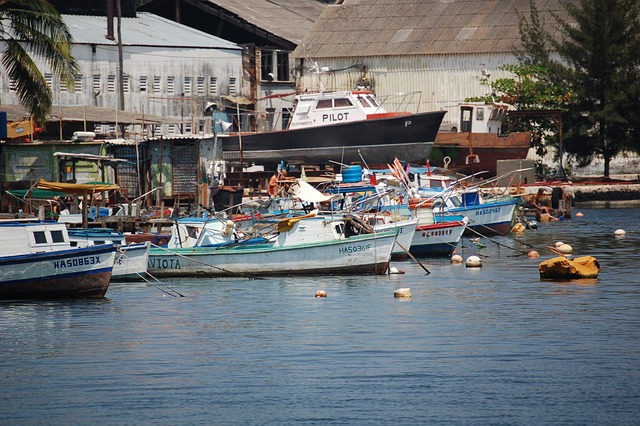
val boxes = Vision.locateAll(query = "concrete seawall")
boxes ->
[518,180,640,207]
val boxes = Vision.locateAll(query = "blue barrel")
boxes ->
[342,165,363,183]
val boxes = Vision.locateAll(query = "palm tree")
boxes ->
[0,0,78,124]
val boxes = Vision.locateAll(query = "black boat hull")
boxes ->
[220,110,446,166]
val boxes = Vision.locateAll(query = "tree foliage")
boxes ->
[466,2,572,176]
[474,0,640,178]
[549,0,640,177]
[0,0,78,124]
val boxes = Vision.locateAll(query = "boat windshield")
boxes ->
[366,95,381,108]
[357,95,372,108]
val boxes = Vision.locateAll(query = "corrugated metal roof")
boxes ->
[1,104,180,125]
[292,0,576,58]
[206,0,327,45]
[63,12,240,49]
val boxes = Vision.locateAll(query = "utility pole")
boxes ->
[116,0,125,112]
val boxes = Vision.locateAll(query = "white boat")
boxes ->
[163,216,240,249]
[365,213,418,259]
[417,185,517,236]
[147,214,398,277]
[66,228,150,280]
[408,202,469,256]
[219,89,446,166]
[0,220,116,300]
[379,159,518,236]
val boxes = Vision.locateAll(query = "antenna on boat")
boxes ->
[310,61,326,92]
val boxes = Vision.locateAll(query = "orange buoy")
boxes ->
[315,290,327,298]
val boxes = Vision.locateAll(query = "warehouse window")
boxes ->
[197,76,205,95]
[153,76,161,94]
[93,75,101,94]
[74,74,82,92]
[167,76,175,94]
[107,75,115,92]
[209,77,218,96]
[260,49,290,82]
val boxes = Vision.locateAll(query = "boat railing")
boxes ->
[376,91,424,114]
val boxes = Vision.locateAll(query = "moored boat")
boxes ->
[367,214,418,260]
[67,228,150,280]
[419,187,517,236]
[377,157,518,237]
[147,214,398,277]
[0,220,116,300]
[407,201,469,256]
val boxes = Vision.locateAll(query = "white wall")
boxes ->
[0,42,243,136]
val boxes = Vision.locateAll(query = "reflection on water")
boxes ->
[1,207,639,424]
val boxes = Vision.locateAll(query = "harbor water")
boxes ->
[2,207,639,425]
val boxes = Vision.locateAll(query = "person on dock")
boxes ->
[267,169,289,197]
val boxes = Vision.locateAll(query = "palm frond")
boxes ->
[0,0,78,121]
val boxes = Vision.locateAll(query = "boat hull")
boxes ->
[112,242,151,280]
[220,110,446,165]
[67,229,151,281]
[432,132,531,177]
[447,199,517,236]
[410,219,467,256]
[0,245,116,300]
[147,231,397,277]
[373,218,417,259]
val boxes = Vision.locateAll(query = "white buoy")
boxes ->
[389,266,405,274]
[614,229,626,236]
[394,288,412,298]
[451,254,464,264]
[466,255,482,267]
[315,290,327,298]
[557,243,573,254]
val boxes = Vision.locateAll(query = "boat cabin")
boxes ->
[273,217,346,247]
[288,91,386,130]
[166,216,237,249]
[456,102,509,134]
[0,220,72,256]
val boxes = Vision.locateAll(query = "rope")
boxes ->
[463,225,531,257]
[117,245,184,297]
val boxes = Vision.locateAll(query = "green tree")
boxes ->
[0,0,78,124]
[467,2,572,177]
[490,63,570,160]
[550,0,640,177]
